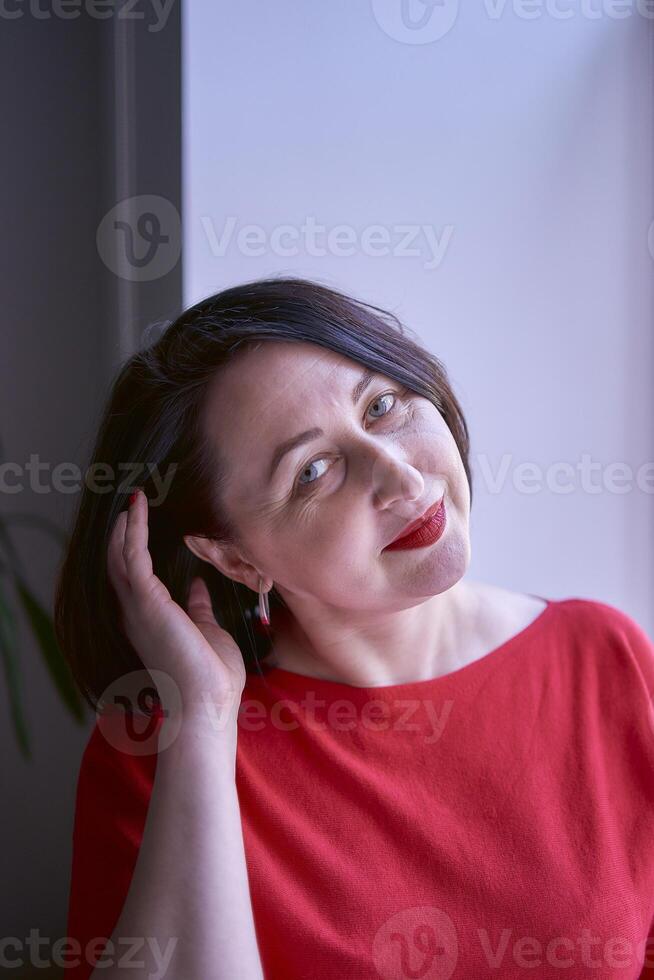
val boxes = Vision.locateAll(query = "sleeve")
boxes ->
[63,713,159,980]
[592,601,654,977]
[599,601,654,741]
[613,606,654,713]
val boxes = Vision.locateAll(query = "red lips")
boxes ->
[386,494,445,547]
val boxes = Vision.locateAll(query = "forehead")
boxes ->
[201,340,371,490]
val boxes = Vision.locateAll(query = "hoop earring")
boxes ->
[258,577,270,625]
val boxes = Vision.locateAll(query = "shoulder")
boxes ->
[477,580,651,648]
[556,596,654,685]
[467,581,549,644]
[475,588,654,766]
[522,593,654,712]
[547,594,653,649]
[473,581,654,683]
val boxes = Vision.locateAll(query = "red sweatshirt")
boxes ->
[64,597,654,979]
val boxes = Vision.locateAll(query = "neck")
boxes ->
[263,577,480,687]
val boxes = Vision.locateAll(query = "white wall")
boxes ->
[182,1,653,635]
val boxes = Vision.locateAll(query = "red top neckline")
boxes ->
[248,595,557,698]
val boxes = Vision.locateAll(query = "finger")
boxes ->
[107,509,130,595]
[186,576,218,626]
[122,489,154,591]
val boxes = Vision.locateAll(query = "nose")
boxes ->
[368,444,424,511]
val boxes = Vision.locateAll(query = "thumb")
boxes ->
[186,576,217,625]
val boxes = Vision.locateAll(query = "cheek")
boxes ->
[276,505,371,577]
[412,416,462,479]
[277,527,376,601]
[246,487,294,535]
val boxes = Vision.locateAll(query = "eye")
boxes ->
[367,391,396,420]
[293,390,400,494]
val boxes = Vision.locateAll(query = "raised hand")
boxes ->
[106,488,247,722]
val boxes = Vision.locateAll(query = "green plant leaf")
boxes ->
[14,577,86,724]
[0,579,31,759]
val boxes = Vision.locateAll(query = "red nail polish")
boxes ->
[129,491,138,506]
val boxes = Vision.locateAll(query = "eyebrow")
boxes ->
[266,368,376,482]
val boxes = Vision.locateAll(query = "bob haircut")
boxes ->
[54,275,473,712]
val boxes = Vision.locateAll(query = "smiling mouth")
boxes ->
[385,494,445,547]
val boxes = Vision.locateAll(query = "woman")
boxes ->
[56,276,654,979]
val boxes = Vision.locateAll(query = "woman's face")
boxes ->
[193,340,471,613]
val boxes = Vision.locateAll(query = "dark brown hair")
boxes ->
[54,275,473,711]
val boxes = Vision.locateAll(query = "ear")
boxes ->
[183,533,269,594]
